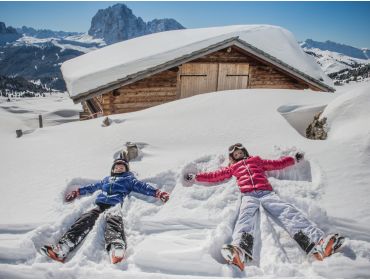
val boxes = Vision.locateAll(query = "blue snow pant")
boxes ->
[232,190,324,256]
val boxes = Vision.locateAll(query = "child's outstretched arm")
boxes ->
[260,152,303,171]
[193,166,233,183]
[131,178,169,203]
[65,178,105,202]
[79,179,105,195]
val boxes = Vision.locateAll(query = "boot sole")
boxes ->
[111,256,124,264]
[313,235,345,261]
[40,246,65,263]
[221,245,245,271]
[109,248,126,264]
[324,234,345,257]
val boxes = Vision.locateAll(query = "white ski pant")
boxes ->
[232,190,324,250]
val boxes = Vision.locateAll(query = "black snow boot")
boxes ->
[294,230,316,254]
[239,232,254,261]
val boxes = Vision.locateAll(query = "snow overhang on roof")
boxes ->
[61,25,335,103]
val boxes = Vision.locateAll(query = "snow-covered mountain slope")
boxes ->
[301,40,370,85]
[0,34,106,92]
[0,83,370,278]
[301,39,370,60]
[302,47,369,75]
[13,34,106,53]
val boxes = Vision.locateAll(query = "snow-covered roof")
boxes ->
[61,25,335,102]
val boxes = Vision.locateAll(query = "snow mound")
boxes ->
[322,82,370,141]
[278,104,327,137]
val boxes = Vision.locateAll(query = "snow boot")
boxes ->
[108,242,126,264]
[221,244,247,271]
[311,233,345,261]
[40,243,70,263]
[239,232,254,261]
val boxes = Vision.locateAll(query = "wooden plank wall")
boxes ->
[180,63,218,98]
[94,46,318,118]
[192,46,312,90]
[101,69,178,115]
[217,63,250,91]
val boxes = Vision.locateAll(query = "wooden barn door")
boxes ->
[179,63,218,98]
[217,63,249,91]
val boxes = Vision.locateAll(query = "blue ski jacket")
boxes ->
[78,171,157,206]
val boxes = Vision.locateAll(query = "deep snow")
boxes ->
[0,82,370,278]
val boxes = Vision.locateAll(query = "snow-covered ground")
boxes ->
[0,83,370,278]
[0,93,81,136]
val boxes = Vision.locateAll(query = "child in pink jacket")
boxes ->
[185,143,344,271]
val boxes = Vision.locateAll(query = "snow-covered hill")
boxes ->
[301,40,370,85]
[0,82,370,278]
[302,47,369,75]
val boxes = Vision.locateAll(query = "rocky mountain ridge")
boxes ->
[88,3,185,44]
[0,22,22,45]
[16,26,81,39]
[0,3,184,93]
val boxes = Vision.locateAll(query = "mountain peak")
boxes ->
[0,22,22,46]
[0,22,19,35]
[88,3,185,45]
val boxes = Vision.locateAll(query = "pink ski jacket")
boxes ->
[195,156,295,193]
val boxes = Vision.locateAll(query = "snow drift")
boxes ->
[0,82,370,278]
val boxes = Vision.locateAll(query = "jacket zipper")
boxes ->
[244,160,255,189]
[106,178,114,203]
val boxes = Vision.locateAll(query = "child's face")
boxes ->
[114,163,126,173]
[232,149,245,160]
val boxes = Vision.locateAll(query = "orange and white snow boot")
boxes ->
[312,233,345,261]
[221,244,251,271]
[40,243,70,263]
[109,242,126,264]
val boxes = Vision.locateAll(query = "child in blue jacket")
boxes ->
[41,158,169,263]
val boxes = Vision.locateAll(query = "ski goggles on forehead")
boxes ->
[228,143,245,154]
[114,160,128,166]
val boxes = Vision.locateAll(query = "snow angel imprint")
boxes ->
[184,143,344,271]
[40,158,170,264]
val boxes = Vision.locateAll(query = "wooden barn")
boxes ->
[61,25,334,120]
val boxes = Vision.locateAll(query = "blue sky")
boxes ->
[1,1,370,48]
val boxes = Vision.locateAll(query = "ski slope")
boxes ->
[0,82,370,278]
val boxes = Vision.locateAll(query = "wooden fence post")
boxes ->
[39,114,43,128]
[16,129,23,138]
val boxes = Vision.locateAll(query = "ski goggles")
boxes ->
[113,159,129,166]
[228,143,245,154]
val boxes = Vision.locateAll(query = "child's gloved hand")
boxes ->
[184,173,196,182]
[65,190,79,202]
[156,190,170,203]
[295,152,304,162]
